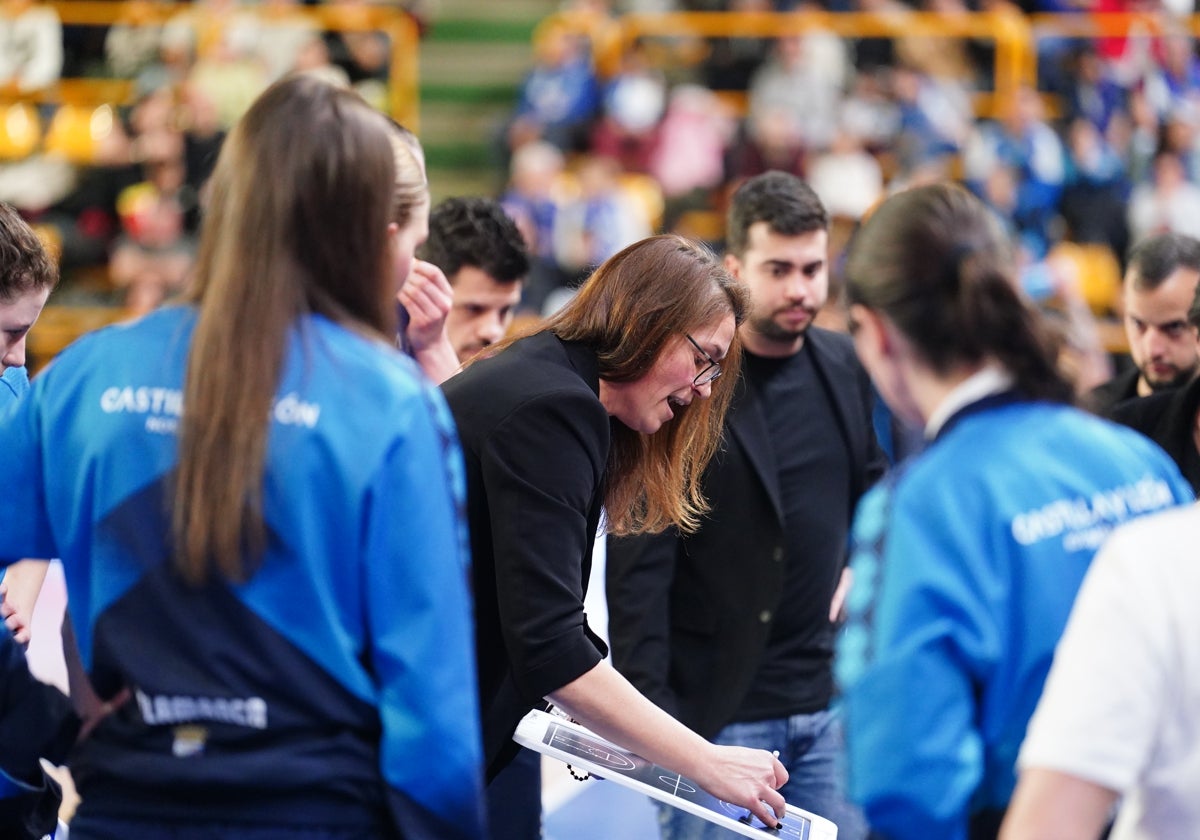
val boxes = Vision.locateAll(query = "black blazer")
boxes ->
[442,332,609,778]
[1086,366,1139,418]
[1109,376,1200,492]
[606,328,886,739]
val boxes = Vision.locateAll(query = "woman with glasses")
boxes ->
[441,233,790,836]
[834,182,1192,840]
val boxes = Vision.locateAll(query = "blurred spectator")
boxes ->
[852,0,904,72]
[322,0,393,110]
[914,0,992,90]
[501,140,568,313]
[1061,117,1131,258]
[1128,148,1200,242]
[291,34,352,89]
[109,182,195,314]
[891,62,973,170]
[131,87,208,225]
[649,84,735,199]
[252,0,321,83]
[591,38,667,173]
[747,22,850,153]
[1066,45,1127,134]
[1158,109,1200,182]
[554,154,652,276]
[159,0,259,72]
[504,22,599,157]
[964,85,1066,259]
[696,0,773,92]
[104,0,168,81]
[725,106,807,183]
[1117,86,1163,185]
[159,0,269,129]
[0,0,62,95]
[808,128,884,221]
[1093,0,1163,84]
[1141,28,1200,123]
[839,68,902,155]
[25,84,219,278]
[1031,251,1117,397]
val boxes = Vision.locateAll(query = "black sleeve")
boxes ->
[0,630,80,840]
[0,772,64,840]
[0,632,80,781]
[481,389,609,703]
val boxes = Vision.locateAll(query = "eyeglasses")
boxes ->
[686,334,722,387]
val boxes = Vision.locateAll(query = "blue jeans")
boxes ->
[657,708,867,840]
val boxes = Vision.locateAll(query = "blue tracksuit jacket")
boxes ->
[0,306,486,838]
[836,395,1193,840]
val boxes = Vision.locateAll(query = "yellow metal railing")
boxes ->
[539,8,1035,119]
[1026,10,1180,86]
[4,1,420,127]
[538,8,1200,120]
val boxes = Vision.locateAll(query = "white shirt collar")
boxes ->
[924,364,1015,439]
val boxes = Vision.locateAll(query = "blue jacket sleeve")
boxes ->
[837,479,999,840]
[364,387,487,840]
[0,380,55,564]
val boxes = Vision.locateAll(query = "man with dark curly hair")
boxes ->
[418,196,529,364]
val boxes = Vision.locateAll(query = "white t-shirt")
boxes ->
[1018,503,1200,839]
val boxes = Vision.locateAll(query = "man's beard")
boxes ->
[750,309,814,344]
[1144,363,1198,392]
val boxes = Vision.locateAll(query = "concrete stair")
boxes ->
[418,0,559,201]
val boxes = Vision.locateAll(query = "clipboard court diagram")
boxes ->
[515,709,839,839]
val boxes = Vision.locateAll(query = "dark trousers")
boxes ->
[486,746,542,840]
[69,817,380,840]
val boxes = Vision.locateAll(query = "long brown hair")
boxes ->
[492,234,749,536]
[173,76,396,584]
[845,182,1073,404]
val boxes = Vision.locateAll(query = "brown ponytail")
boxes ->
[846,182,1073,405]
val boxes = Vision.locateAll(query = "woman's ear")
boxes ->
[385,220,400,259]
[723,252,743,280]
[852,303,910,359]
[849,304,887,365]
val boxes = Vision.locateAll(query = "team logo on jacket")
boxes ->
[172,725,208,757]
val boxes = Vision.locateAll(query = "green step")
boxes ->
[433,0,559,24]
[418,103,507,148]
[427,18,542,43]
[420,41,533,86]
[420,81,521,105]
[426,166,505,204]
[422,142,497,170]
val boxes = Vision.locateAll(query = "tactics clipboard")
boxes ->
[514,709,838,839]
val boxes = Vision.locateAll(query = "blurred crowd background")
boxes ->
[4,0,1200,369]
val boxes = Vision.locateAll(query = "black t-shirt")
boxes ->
[735,345,852,720]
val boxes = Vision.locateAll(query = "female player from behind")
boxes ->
[834,182,1192,840]
[0,75,486,840]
